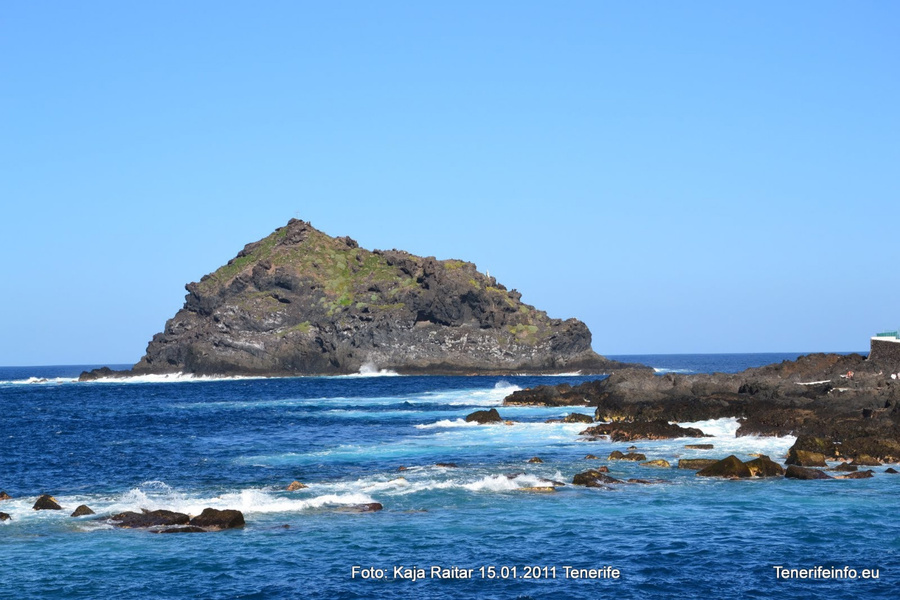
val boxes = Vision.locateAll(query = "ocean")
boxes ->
[1,353,895,599]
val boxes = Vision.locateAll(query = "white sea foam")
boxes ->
[414,419,481,429]
[344,362,401,377]
[89,372,270,384]
[0,376,78,385]
[653,368,694,374]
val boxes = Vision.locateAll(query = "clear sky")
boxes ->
[2,2,897,365]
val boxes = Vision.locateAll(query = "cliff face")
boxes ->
[130,219,625,376]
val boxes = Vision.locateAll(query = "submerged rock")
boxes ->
[685,444,714,450]
[517,487,556,493]
[834,470,874,480]
[33,495,62,510]
[678,459,719,470]
[527,457,543,464]
[886,467,899,474]
[335,503,383,513]
[189,508,245,530]
[0,512,10,521]
[0,491,11,501]
[71,505,95,517]
[849,455,881,466]
[784,465,833,480]
[465,408,502,424]
[584,454,599,460]
[563,413,594,424]
[155,526,208,534]
[641,459,671,468]
[286,481,307,491]
[696,456,752,479]
[435,462,459,468]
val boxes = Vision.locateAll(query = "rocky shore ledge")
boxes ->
[81,218,643,379]
[504,352,900,464]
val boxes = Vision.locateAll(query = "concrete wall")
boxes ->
[869,338,900,367]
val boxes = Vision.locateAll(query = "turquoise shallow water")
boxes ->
[1,354,896,599]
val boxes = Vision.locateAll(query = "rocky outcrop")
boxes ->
[678,459,719,470]
[0,491,10,501]
[572,470,623,487]
[110,509,190,528]
[696,456,752,478]
[785,447,827,468]
[744,455,785,477]
[504,351,900,464]
[189,508,245,530]
[785,465,833,480]
[71,505,95,517]
[580,420,706,442]
[286,481,307,491]
[465,408,502,424]
[33,495,62,510]
[0,512,9,521]
[83,219,635,379]
[335,503,383,513]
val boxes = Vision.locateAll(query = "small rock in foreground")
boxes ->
[33,495,62,510]
[189,508,245,530]
[71,505,95,517]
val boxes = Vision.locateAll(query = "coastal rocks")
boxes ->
[517,487,557,493]
[435,463,459,468]
[99,218,634,378]
[744,455,785,477]
[584,454,599,460]
[678,459,719,470]
[527,457,543,464]
[834,470,874,480]
[580,420,706,442]
[563,413,594,424]
[71,505,95,517]
[33,495,62,510]
[830,464,858,472]
[608,451,646,461]
[886,468,899,474]
[849,455,881,466]
[685,444,714,450]
[287,481,307,491]
[0,512,9,521]
[785,465,833,480]
[189,508,245,530]
[465,408,502,424]
[572,470,623,487]
[110,509,190,528]
[335,503,383,513]
[641,459,671,468]
[696,456,752,479]
[0,491,11,501]
[785,448,827,468]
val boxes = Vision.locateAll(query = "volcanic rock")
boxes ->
[849,455,881,466]
[696,456,752,478]
[71,505,95,517]
[785,448,827,468]
[563,413,594,424]
[581,420,706,442]
[527,457,543,464]
[685,444,714,449]
[335,503,383,513]
[784,465,833,480]
[85,219,634,378]
[109,509,190,528]
[465,408,502,424]
[0,512,9,521]
[744,455,785,477]
[287,481,307,491]
[189,508,245,530]
[641,459,671,468]
[678,459,719,470]
[33,495,62,510]
[834,470,874,480]
[572,470,623,487]
[0,491,11,501]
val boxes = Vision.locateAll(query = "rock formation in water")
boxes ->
[84,219,638,378]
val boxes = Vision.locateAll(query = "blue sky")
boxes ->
[2,2,897,365]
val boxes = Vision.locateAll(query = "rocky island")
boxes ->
[83,219,637,379]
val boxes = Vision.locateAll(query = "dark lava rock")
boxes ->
[78,366,131,381]
[0,512,10,521]
[584,454,599,460]
[527,457,543,463]
[109,509,190,528]
[435,463,458,468]
[465,408,502,424]
[627,479,666,484]
[886,467,899,474]
[0,491,11,501]
[71,505,95,517]
[189,508,245,530]
[785,446,827,467]
[834,470,875,480]
[572,470,623,487]
[155,526,208,534]
[563,413,594,424]
[335,503,384,513]
[608,451,625,460]
[678,459,719,470]
[581,420,706,442]
[744,455,785,477]
[104,218,631,378]
[641,459,671,468]
[785,465,833,480]
[696,456,752,478]
[685,444,714,450]
[620,453,646,461]
[33,495,62,510]
[849,455,882,466]
[830,464,858,472]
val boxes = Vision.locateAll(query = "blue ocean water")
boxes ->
[1,354,895,599]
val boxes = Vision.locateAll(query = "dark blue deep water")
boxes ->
[1,354,896,599]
